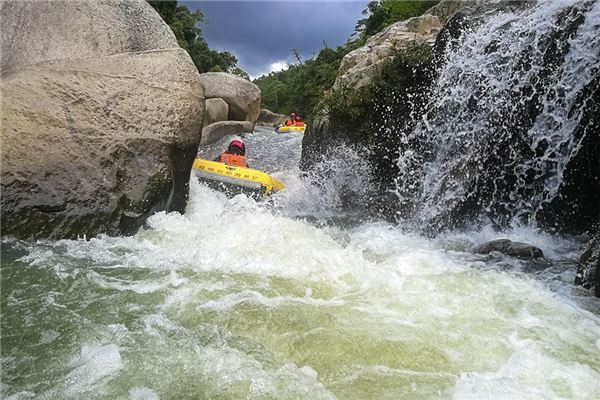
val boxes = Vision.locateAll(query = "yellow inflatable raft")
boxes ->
[192,158,284,195]
[274,124,306,134]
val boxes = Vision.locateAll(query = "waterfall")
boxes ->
[394,0,600,231]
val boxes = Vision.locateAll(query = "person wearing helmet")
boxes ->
[215,138,249,168]
[284,112,297,126]
[293,116,305,127]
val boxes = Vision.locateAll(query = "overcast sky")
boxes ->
[182,1,368,79]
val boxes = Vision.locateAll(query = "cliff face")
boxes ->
[1,0,205,239]
[333,14,442,91]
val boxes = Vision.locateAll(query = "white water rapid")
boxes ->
[2,127,599,399]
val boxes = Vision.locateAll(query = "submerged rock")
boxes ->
[0,0,204,240]
[199,72,261,124]
[471,239,544,259]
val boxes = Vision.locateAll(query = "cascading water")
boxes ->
[393,0,599,231]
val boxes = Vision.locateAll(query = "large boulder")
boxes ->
[333,14,442,90]
[1,0,176,73]
[199,72,261,123]
[301,43,434,205]
[201,121,254,145]
[204,98,229,126]
[256,108,286,127]
[0,0,205,240]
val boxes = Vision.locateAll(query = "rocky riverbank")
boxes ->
[300,0,599,296]
[0,0,266,240]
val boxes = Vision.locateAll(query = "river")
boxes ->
[2,127,599,399]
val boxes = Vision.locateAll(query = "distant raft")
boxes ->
[192,158,284,196]
[274,124,306,134]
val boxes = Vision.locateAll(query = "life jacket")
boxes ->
[295,121,305,127]
[219,152,248,168]
[284,119,295,126]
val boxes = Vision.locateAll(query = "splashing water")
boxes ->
[2,127,599,399]
[393,0,600,230]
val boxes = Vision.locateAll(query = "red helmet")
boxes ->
[228,139,245,152]
[290,112,296,117]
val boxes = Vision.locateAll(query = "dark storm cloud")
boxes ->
[182,1,367,78]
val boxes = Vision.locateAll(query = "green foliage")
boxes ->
[355,1,388,38]
[255,1,438,118]
[147,0,248,76]
[382,0,440,24]
[321,86,374,144]
[228,67,250,80]
[253,40,363,118]
[356,0,440,39]
[319,44,432,127]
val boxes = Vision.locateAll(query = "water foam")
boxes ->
[3,122,600,398]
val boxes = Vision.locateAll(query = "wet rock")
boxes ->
[256,108,286,127]
[201,121,254,145]
[421,1,600,233]
[204,98,229,126]
[471,239,544,259]
[536,74,600,233]
[199,72,261,123]
[575,235,600,297]
[0,0,204,240]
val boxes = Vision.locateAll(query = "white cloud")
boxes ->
[270,61,289,73]
[250,61,290,80]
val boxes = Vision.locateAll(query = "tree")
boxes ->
[229,67,250,81]
[355,0,439,39]
[355,1,387,39]
[254,0,438,117]
[254,40,363,117]
[292,48,302,64]
[147,0,249,76]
